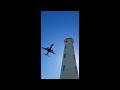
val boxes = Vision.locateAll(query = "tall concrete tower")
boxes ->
[60,38,78,79]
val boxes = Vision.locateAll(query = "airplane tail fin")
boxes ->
[45,54,49,56]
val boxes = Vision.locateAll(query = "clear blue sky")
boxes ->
[41,11,79,79]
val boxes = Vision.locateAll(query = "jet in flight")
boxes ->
[42,44,56,56]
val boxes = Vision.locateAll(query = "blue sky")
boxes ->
[41,11,79,79]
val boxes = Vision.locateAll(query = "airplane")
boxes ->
[41,44,56,56]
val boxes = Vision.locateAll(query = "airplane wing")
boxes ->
[50,51,56,55]
[41,47,48,50]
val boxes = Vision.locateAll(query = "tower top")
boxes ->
[64,38,74,43]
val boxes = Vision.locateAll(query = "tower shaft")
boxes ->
[60,38,78,79]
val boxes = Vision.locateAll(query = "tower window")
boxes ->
[73,54,75,59]
[62,65,65,72]
[64,54,66,58]
[66,40,67,42]
[75,66,78,74]
[65,45,67,48]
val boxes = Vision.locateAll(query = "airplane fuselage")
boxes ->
[48,49,51,52]
[42,44,55,56]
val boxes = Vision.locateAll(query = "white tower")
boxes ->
[60,38,78,79]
